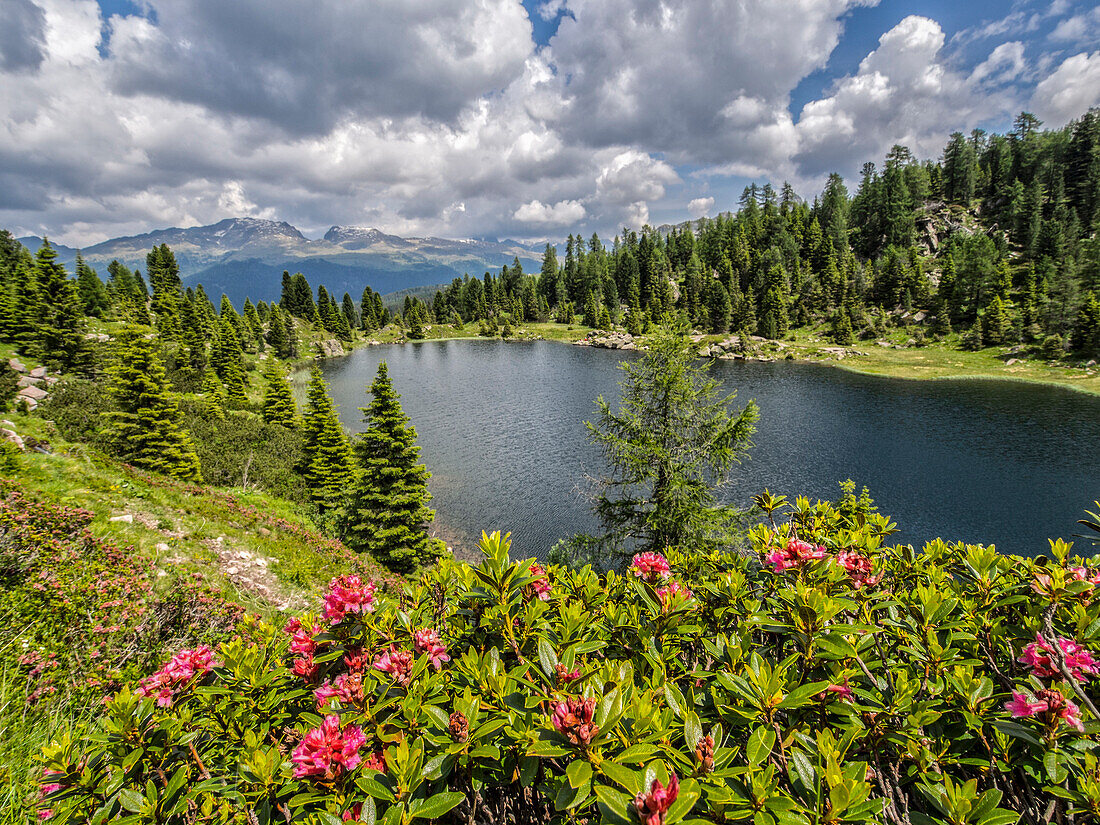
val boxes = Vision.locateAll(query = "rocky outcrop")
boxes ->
[315,339,346,358]
[574,331,637,350]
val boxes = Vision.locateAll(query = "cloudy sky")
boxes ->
[2,0,1099,247]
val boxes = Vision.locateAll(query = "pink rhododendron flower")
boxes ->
[836,550,882,587]
[1005,689,1085,732]
[413,629,451,671]
[656,580,693,611]
[284,618,323,657]
[373,645,414,686]
[135,646,216,707]
[634,773,679,825]
[314,673,366,710]
[322,575,376,625]
[555,663,581,686]
[343,804,363,823]
[344,647,369,672]
[291,715,368,780]
[822,680,854,702]
[1019,634,1099,682]
[292,651,322,682]
[551,697,600,746]
[526,563,552,600]
[631,552,672,583]
[362,750,386,772]
[1068,567,1100,587]
[766,539,828,573]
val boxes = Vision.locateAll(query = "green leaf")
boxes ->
[595,784,635,825]
[684,711,702,748]
[118,789,145,814]
[600,760,640,794]
[567,759,594,789]
[665,778,701,824]
[410,791,465,820]
[746,726,776,766]
[538,638,558,676]
[528,740,571,758]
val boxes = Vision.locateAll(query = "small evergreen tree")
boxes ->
[102,326,202,481]
[831,309,855,345]
[211,318,248,403]
[199,368,225,420]
[1071,292,1100,356]
[299,368,355,512]
[262,359,297,428]
[342,362,443,572]
[75,254,109,317]
[34,241,91,372]
[982,296,1010,345]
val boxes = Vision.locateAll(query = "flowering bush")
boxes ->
[36,499,1100,824]
[0,482,242,708]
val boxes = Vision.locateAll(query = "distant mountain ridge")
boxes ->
[18,217,545,304]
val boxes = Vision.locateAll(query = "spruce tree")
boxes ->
[262,359,297,428]
[342,362,442,572]
[102,326,202,481]
[75,254,109,317]
[34,240,91,372]
[212,318,248,403]
[299,368,355,512]
[200,368,225,420]
[266,304,290,358]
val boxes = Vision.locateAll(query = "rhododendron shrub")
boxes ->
[0,484,242,708]
[38,503,1100,825]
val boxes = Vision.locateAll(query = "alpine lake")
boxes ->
[318,339,1100,560]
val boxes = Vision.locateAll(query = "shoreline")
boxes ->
[311,328,1100,398]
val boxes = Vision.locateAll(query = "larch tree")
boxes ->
[102,326,202,481]
[586,322,758,555]
[342,361,443,572]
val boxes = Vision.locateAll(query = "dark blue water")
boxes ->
[319,340,1100,559]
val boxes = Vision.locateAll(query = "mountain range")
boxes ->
[18,218,546,305]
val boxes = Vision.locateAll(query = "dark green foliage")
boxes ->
[300,368,355,512]
[982,295,1011,345]
[211,318,248,403]
[177,402,305,501]
[199,368,225,420]
[32,241,91,373]
[36,377,112,448]
[1072,293,1100,356]
[586,322,759,554]
[261,359,297,428]
[75,254,109,317]
[101,326,202,481]
[831,308,854,345]
[342,362,442,572]
[147,244,183,340]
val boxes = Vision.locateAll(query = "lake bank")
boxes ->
[315,320,1100,397]
[318,339,1100,559]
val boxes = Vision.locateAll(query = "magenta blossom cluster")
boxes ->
[322,575,376,625]
[634,774,680,825]
[631,552,672,583]
[656,580,693,611]
[766,539,828,573]
[315,673,366,710]
[413,629,451,670]
[135,646,215,708]
[552,697,599,746]
[1019,634,1100,682]
[292,714,368,780]
[373,645,414,686]
[284,617,326,681]
[1005,689,1084,732]
[527,563,552,601]
[836,550,882,587]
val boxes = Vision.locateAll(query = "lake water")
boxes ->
[319,339,1100,559]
